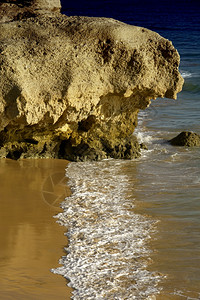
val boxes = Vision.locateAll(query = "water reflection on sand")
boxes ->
[0,158,72,300]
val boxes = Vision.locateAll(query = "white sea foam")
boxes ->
[135,130,154,144]
[52,160,162,299]
[180,70,193,78]
[134,115,154,145]
[135,110,159,146]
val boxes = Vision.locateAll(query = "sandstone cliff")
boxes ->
[0,1,184,160]
[0,0,61,22]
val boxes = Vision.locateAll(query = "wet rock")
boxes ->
[169,131,200,147]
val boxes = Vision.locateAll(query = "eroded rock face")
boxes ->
[0,0,61,22]
[0,4,184,160]
[169,131,200,147]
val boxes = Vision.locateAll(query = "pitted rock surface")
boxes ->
[0,1,184,160]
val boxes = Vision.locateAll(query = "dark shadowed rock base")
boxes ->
[0,132,144,161]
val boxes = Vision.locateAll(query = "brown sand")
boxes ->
[0,158,72,300]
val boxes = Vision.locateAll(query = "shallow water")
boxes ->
[53,160,162,299]
[0,159,72,300]
[54,140,200,299]
[127,129,200,299]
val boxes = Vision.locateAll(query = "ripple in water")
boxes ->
[52,160,162,299]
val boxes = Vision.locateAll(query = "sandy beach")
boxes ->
[0,158,72,300]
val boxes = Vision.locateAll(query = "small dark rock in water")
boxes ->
[169,131,200,147]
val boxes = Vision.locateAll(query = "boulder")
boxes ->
[0,1,184,160]
[169,131,200,147]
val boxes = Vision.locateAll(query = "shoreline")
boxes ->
[0,158,73,300]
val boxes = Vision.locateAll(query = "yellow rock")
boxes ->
[0,1,184,160]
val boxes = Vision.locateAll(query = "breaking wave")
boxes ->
[52,160,162,299]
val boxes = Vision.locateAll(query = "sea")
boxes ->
[52,1,200,299]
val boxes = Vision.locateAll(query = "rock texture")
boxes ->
[0,1,61,23]
[0,1,184,160]
[169,131,200,147]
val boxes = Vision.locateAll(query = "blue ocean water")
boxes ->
[55,1,200,299]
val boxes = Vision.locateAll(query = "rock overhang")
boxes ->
[0,1,184,160]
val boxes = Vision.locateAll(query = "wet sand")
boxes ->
[0,158,72,300]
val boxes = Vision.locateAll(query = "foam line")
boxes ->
[52,160,162,299]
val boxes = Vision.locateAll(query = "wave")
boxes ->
[52,160,162,300]
[180,70,193,78]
